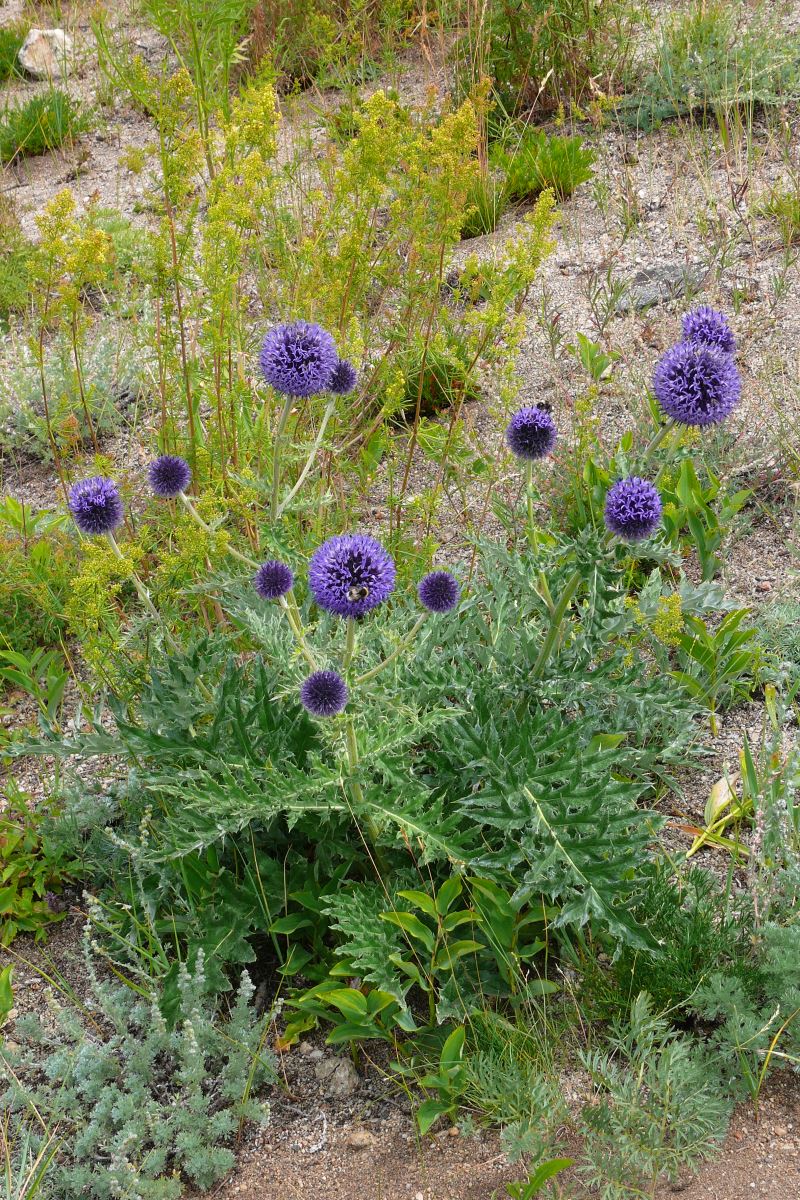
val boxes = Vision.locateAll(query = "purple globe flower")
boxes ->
[148,455,191,498]
[309,533,396,619]
[653,341,741,427]
[505,405,557,461]
[259,321,338,398]
[604,476,662,542]
[329,360,358,396]
[300,670,349,717]
[681,306,736,355]
[68,477,124,536]
[418,571,460,614]
[254,560,294,600]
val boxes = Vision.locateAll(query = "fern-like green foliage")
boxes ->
[3,945,275,1198]
[580,994,731,1198]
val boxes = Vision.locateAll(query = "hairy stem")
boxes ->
[270,394,295,522]
[525,460,539,553]
[356,614,428,685]
[277,397,336,518]
[343,618,357,671]
[344,716,382,851]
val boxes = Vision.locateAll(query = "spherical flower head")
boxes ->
[653,341,741,427]
[254,559,294,600]
[604,476,662,542]
[68,476,124,536]
[309,533,396,619]
[418,570,460,614]
[300,670,348,718]
[148,454,191,498]
[259,320,338,398]
[681,306,736,355]
[505,405,557,461]
[329,359,358,396]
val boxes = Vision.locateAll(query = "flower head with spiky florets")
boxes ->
[300,670,348,717]
[604,476,662,542]
[259,321,338,397]
[254,560,294,600]
[418,571,460,614]
[681,306,736,355]
[329,360,358,396]
[148,455,191,498]
[68,477,124,536]
[505,405,557,461]
[653,341,741,427]
[309,534,395,619]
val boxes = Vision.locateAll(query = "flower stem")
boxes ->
[178,494,317,668]
[531,566,582,680]
[344,715,382,851]
[178,493,259,570]
[356,614,428,685]
[642,417,677,465]
[525,460,538,553]
[343,618,357,671]
[277,397,336,519]
[279,593,317,669]
[270,394,295,522]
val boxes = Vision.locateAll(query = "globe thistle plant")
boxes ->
[68,477,124,536]
[254,560,294,600]
[259,321,339,398]
[505,405,557,461]
[300,670,349,717]
[604,476,662,542]
[329,360,358,396]
[309,534,396,619]
[148,455,192,498]
[653,342,741,427]
[418,571,460,614]
[681,306,736,355]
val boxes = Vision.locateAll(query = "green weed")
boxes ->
[496,129,595,202]
[0,25,26,83]
[0,91,87,163]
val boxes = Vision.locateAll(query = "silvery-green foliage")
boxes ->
[579,993,731,1199]
[462,1013,569,1164]
[0,323,145,460]
[3,944,275,1199]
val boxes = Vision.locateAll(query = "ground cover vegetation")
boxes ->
[2,0,800,1197]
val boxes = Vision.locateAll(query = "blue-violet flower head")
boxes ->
[329,360,358,395]
[300,670,348,717]
[254,560,294,600]
[68,477,124,536]
[148,455,191,498]
[681,306,736,355]
[418,570,460,614]
[309,533,396,619]
[259,321,338,397]
[604,476,662,542]
[653,341,741,427]
[505,405,557,461]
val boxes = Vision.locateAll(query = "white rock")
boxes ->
[18,28,73,79]
[314,1055,359,1098]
